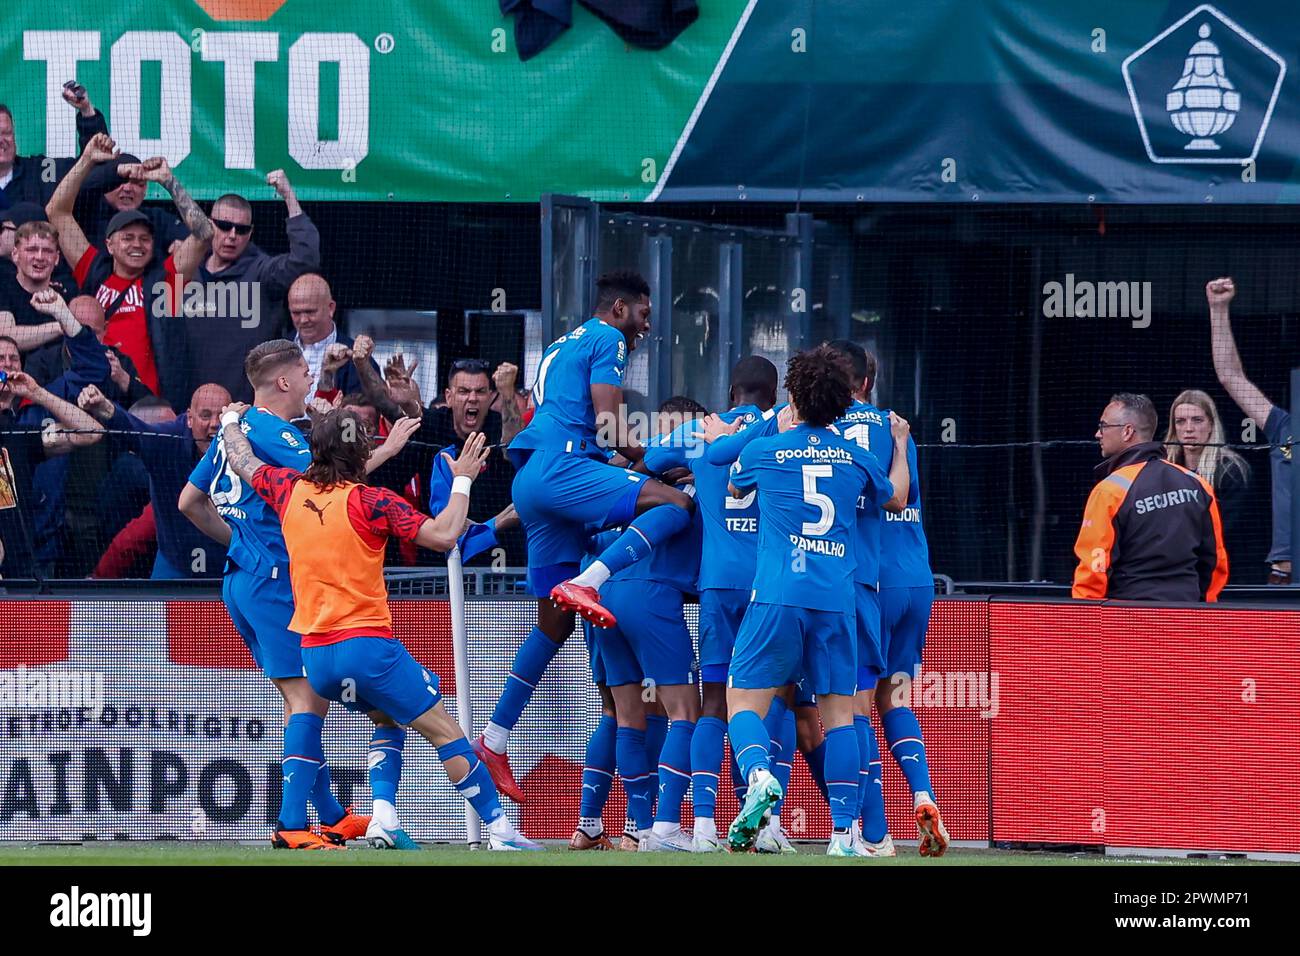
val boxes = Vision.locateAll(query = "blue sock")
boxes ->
[279,713,323,830]
[645,715,668,815]
[883,707,935,799]
[763,695,788,748]
[690,716,726,820]
[803,739,829,802]
[771,712,796,816]
[645,714,669,770]
[596,503,692,575]
[580,715,617,819]
[436,738,504,824]
[731,750,748,803]
[311,762,347,827]
[824,725,860,830]
[654,720,695,825]
[727,709,771,781]
[616,727,655,831]
[369,726,406,808]
[855,716,888,842]
[489,627,562,732]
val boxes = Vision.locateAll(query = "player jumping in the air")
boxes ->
[724,345,908,857]
[474,271,695,803]
[827,341,910,856]
[214,403,540,851]
[180,340,422,849]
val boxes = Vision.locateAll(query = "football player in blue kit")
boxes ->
[645,357,780,851]
[723,345,910,857]
[474,271,696,804]
[180,339,421,850]
[827,340,911,856]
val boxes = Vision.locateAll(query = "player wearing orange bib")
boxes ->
[217,402,540,851]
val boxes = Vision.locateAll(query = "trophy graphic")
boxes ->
[1166,23,1241,150]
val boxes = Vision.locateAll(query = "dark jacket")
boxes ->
[1072,441,1229,602]
[186,214,322,402]
[0,110,107,210]
[103,405,226,578]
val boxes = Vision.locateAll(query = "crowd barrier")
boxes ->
[0,595,1295,854]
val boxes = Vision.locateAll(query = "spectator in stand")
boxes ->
[0,87,108,210]
[1164,388,1252,580]
[350,340,523,564]
[0,221,79,353]
[13,289,111,575]
[0,203,78,299]
[0,359,106,579]
[26,296,152,406]
[46,133,213,411]
[1072,393,1228,602]
[287,273,376,397]
[93,395,174,576]
[79,153,187,263]
[184,170,321,403]
[1207,277,1294,585]
[78,381,230,578]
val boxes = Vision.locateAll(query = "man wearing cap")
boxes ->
[0,88,108,211]
[45,133,212,410]
[79,150,188,264]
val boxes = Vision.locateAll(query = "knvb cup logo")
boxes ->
[1122,4,1286,165]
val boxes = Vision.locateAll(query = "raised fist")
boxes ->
[1206,277,1236,309]
[29,288,68,316]
[266,169,294,199]
[83,133,117,165]
[888,411,911,443]
[322,342,353,372]
[493,361,518,394]
[77,384,114,420]
[351,335,374,362]
[118,156,171,183]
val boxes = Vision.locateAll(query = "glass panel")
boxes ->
[668,226,724,412]
[741,236,793,403]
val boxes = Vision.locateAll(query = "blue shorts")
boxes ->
[223,569,302,679]
[855,583,885,692]
[698,588,750,682]
[729,602,857,698]
[880,585,933,677]
[511,451,647,596]
[597,579,696,687]
[302,636,442,726]
[581,619,606,686]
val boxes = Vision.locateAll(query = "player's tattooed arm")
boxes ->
[351,335,408,423]
[218,402,266,483]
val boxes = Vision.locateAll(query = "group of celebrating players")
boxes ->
[187,268,946,857]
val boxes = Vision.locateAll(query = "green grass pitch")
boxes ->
[0,842,1271,866]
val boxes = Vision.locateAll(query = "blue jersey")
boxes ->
[879,433,932,588]
[646,405,766,593]
[732,423,893,613]
[510,317,628,459]
[188,408,311,578]
[704,404,783,467]
[835,399,893,587]
[612,430,701,593]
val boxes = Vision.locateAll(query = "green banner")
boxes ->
[3,0,748,201]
